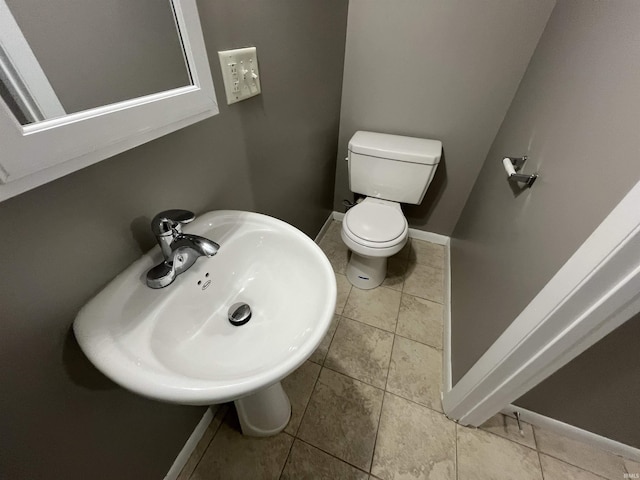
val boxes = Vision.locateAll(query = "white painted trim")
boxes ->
[407,227,450,246]
[502,404,640,463]
[331,211,451,246]
[164,406,216,480]
[0,0,218,202]
[314,212,334,243]
[443,239,452,393]
[443,178,640,427]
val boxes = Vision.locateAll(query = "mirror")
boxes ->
[0,0,218,202]
[0,0,192,125]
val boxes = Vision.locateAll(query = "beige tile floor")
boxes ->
[179,220,640,480]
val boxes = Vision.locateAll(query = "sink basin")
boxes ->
[74,210,336,411]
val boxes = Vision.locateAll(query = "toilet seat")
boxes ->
[342,198,408,251]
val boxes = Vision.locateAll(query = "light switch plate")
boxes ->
[218,47,261,105]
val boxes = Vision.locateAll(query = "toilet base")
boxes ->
[234,382,291,437]
[346,253,387,289]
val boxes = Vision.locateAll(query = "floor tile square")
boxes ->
[309,314,340,365]
[191,410,293,480]
[457,426,542,480]
[534,427,626,479]
[540,454,604,480]
[343,286,401,332]
[281,361,322,435]
[479,413,536,449]
[396,294,443,349]
[381,257,408,291]
[325,317,394,388]
[281,439,369,480]
[298,368,384,471]
[403,263,443,303]
[336,273,352,314]
[386,336,442,411]
[372,393,456,480]
[410,240,445,270]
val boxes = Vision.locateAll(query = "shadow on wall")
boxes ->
[404,151,448,230]
[63,328,118,391]
[129,215,156,254]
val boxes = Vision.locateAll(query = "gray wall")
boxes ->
[333,0,554,235]
[450,0,640,444]
[0,1,348,479]
[6,0,190,119]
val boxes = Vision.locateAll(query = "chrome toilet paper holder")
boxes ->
[502,156,538,188]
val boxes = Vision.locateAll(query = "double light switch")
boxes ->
[218,47,261,105]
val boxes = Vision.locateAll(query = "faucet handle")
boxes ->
[151,209,195,237]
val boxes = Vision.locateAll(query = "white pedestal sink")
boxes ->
[74,210,336,436]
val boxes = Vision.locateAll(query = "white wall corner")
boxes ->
[502,404,640,463]
[164,405,217,480]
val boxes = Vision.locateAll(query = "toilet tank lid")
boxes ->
[348,131,442,165]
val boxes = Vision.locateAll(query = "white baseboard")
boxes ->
[164,406,217,480]
[408,228,450,246]
[502,404,640,463]
[315,212,335,243]
[332,211,345,222]
[443,239,452,394]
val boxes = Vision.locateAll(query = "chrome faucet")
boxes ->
[146,209,220,288]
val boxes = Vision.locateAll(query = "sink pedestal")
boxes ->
[234,382,291,437]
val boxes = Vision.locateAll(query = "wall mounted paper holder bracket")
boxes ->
[502,156,538,188]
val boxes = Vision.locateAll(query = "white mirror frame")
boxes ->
[0,0,218,202]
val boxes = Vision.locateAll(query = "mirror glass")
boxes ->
[0,0,191,125]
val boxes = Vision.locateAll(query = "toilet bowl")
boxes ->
[341,198,408,289]
[341,131,442,289]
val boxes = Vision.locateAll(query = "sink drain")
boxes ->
[228,302,252,326]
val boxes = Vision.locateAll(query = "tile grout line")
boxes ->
[531,449,613,479]
[276,435,296,480]
[368,390,388,475]
[368,291,403,475]
[460,419,611,478]
[394,330,443,352]
[339,310,398,336]
[293,437,372,476]
[278,360,326,480]
[530,421,620,477]
[455,423,459,480]
[533,427,547,480]
[368,330,396,475]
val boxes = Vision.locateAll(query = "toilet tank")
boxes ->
[348,131,442,204]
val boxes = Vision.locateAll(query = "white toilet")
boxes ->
[342,131,442,289]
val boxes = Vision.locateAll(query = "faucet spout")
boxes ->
[172,234,220,257]
[145,210,220,289]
